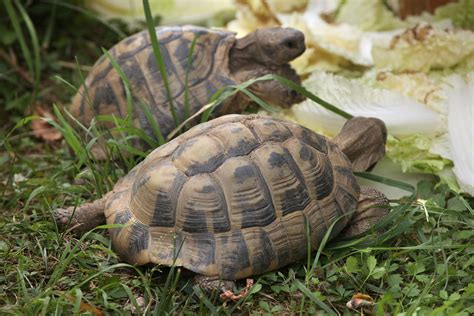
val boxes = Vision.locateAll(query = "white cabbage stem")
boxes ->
[446,74,474,195]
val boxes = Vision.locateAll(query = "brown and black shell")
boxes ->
[104,114,360,280]
[70,25,236,141]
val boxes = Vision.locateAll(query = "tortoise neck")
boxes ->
[229,32,271,73]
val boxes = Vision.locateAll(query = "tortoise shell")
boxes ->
[71,25,236,140]
[105,114,360,280]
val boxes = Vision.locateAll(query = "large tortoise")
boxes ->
[55,114,388,290]
[71,25,305,158]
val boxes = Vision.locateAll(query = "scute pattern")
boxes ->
[284,139,334,200]
[172,136,226,176]
[216,157,277,229]
[247,118,292,142]
[215,231,251,279]
[252,145,311,217]
[181,232,216,274]
[242,229,276,276]
[210,123,259,157]
[176,174,230,233]
[71,25,237,141]
[106,115,360,280]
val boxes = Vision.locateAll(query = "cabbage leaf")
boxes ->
[335,0,405,31]
[434,0,474,30]
[372,23,474,72]
[86,0,234,26]
[445,74,474,195]
[290,72,443,137]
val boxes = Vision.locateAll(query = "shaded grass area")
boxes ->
[1,1,473,315]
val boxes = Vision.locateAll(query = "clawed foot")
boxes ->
[52,199,106,234]
[54,207,80,230]
[220,279,254,302]
[194,275,255,302]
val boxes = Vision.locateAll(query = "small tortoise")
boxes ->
[55,114,388,290]
[71,25,305,158]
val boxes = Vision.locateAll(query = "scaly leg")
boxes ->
[194,274,236,293]
[194,275,255,301]
[54,195,108,234]
[340,186,389,238]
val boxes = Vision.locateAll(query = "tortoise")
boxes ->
[71,25,306,159]
[55,114,389,291]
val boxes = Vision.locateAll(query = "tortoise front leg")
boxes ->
[340,186,389,238]
[54,195,108,234]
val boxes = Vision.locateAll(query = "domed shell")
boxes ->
[104,115,360,280]
[70,25,237,140]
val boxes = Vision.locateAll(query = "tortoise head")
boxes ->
[230,27,305,66]
[250,27,305,65]
[228,27,306,109]
[333,117,388,172]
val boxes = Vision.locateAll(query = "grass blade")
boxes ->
[142,0,179,127]
[39,296,51,316]
[15,1,41,89]
[72,288,83,316]
[51,105,83,157]
[54,75,80,93]
[235,85,279,113]
[4,0,33,75]
[41,0,57,49]
[307,217,339,280]
[75,57,94,112]
[191,286,219,315]
[294,280,336,315]
[101,48,133,127]
[110,126,156,147]
[184,35,200,125]
[355,171,416,193]
[42,0,126,38]
[120,283,142,315]
[271,74,353,119]
[138,100,165,145]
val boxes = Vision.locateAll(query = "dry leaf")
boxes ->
[31,105,62,142]
[346,293,375,311]
[64,293,104,316]
[220,278,254,301]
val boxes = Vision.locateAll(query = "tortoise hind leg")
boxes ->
[194,275,256,301]
[194,274,236,294]
[340,186,389,238]
[54,195,108,234]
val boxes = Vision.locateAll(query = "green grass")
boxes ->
[1,1,474,315]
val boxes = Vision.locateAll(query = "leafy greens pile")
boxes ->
[228,0,474,196]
